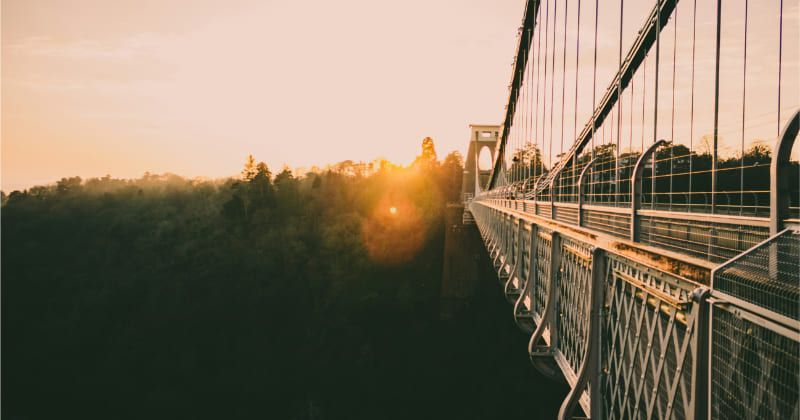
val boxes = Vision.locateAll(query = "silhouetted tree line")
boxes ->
[2,140,566,419]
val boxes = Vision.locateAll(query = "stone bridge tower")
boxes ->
[462,124,500,199]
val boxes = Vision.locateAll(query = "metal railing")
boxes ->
[464,0,800,417]
[472,201,709,418]
[709,229,800,419]
[476,106,794,263]
[470,200,799,419]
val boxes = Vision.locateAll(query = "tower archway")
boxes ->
[462,124,501,199]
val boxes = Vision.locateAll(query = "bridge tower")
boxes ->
[462,125,500,199]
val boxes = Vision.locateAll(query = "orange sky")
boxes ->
[4,0,797,192]
[2,0,523,191]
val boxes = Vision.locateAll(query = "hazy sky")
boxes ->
[2,0,523,190]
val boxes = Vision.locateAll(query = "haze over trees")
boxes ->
[2,139,565,419]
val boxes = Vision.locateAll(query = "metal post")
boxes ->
[690,287,711,420]
[771,110,797,284]
[500,215,507,264]
[505,218,526,297]
[767,109,799,282]
[528,223,538,296]
[589,247,606,419]
[770,109,799,235]
[707,298,714,420]
[499,215,510,273]
[528,230,562,360]
[550,177,557,220]
[490,214,498,261]
[492,214,505,267]
[577,157,598,227]
[549,232,563,352]
[558,246,606,420]
[516,218,525,285]
[631,139,667,242]
[513,222,538,330]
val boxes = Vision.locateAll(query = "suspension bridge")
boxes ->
[446,0,799,418]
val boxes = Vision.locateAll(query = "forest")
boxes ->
[2,139,566,419]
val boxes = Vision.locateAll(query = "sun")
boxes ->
[389,206,398,215]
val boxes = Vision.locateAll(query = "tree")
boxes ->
[509,142,547,178]
[439,151,464,201]
[332,160,355,176]
[421,137,437,162]
[442,151,463,168]
[253,162,272,184]
[222,193,246,222]
[247,161,274,212]
[274,167,294,187]
[242,155,258,181]
[56,176,82,194]
[413,137,439,169]
[2,146,573,420]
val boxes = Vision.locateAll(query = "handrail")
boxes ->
[631,139,667,241]
[770,109,799,235]
[475,199,713,284]
[513,224,538,330]
[576,157,599,227]
[503,219,525,298]
[557,247,605,420]
[528,232,561,361]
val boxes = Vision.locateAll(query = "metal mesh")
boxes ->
[583,153,635,207]
[472,201,800,420]
[534,229,553,319]
[583,208,631,238]
[554,203,579,225]
[537,202,552,218]
[500,220,516,289]
[556,237,593,375]
[508,225,527,293]
[499,217,514,275]
[552,161,586,203]
[711,307,800,419]
[639,215,770,263]
[714,230,800,320]
[520,227,531,292]
[486,197,775,263]
[602,255,698,420]
[640,143,774,218]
